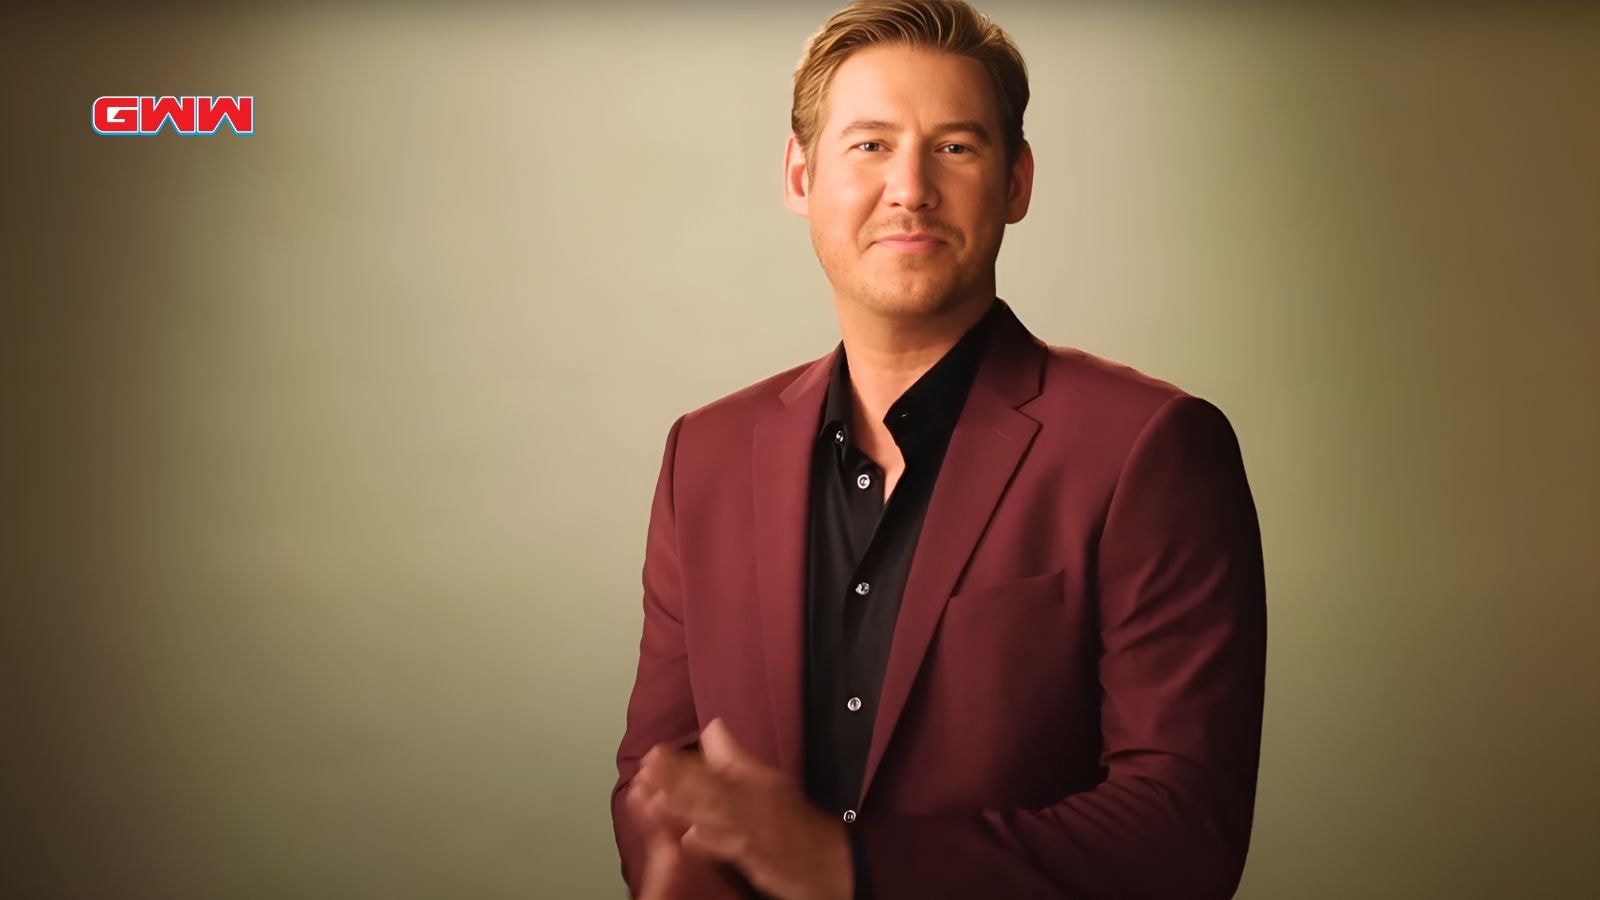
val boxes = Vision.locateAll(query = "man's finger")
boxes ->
[648,755,742,832]
[638,818,684,900]
[645,788,697,835]
[698,718,751,775]
[628,782,676,835]
[680,823,742,864]
[627,781,652,816]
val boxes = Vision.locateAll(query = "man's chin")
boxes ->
[855,280,970,320]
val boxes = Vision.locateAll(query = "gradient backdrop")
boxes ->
[3,4,1597,898]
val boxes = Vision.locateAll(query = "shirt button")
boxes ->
[854,582,871,596]
[834,429,845,445]
[842,809,857,823]
[856,473,871,490]
[847,697,862,712]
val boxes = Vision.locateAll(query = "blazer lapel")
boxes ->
[859,304,1046,804]
[752,353,833,781]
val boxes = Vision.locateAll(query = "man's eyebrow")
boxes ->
[836,119,994,143]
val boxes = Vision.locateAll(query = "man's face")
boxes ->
[785,44,1033,323]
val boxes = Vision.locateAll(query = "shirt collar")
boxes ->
[816,298,1000,456]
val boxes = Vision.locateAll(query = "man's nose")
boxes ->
[883,147,938,211]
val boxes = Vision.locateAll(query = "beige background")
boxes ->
[2,5,1597,898]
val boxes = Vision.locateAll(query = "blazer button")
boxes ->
[846,697,862,712]
[842,809,857,823]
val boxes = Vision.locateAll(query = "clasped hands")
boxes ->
[627,718,854,900]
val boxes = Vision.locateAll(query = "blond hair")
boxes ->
[791,0,1030,172]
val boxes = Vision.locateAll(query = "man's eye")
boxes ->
[940,143,971,154]
[855,141,885,152]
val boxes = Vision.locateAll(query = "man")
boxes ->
[611,2,1266,898]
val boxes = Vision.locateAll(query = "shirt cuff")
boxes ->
[846,824,875,900]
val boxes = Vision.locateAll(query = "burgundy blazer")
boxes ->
[612,302,1266,899]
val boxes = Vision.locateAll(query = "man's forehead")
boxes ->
[821,46,998,134]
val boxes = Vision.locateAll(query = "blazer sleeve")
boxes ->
[854,394,1268,900]
[610,416,753,898]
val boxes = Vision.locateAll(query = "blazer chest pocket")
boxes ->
[932,568,1088,711]
[946,568,1066,616]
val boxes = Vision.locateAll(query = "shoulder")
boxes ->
[1035,342,1190,426]
[666,354,826,448]
[1028,342,1237,464]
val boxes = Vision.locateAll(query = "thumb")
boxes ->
[699,718,748,773]
[638,823,682,899]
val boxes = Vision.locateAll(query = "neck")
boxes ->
[833,291,994,451]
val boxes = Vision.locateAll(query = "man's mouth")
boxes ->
[874,232,946,253]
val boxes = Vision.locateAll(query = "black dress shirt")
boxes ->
[802,300,999,898]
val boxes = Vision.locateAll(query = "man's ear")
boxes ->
[1005,140,1035,225]
[783,134,810,216]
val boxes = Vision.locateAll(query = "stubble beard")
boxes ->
[855,256,964,319]
[814,225,996,323]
